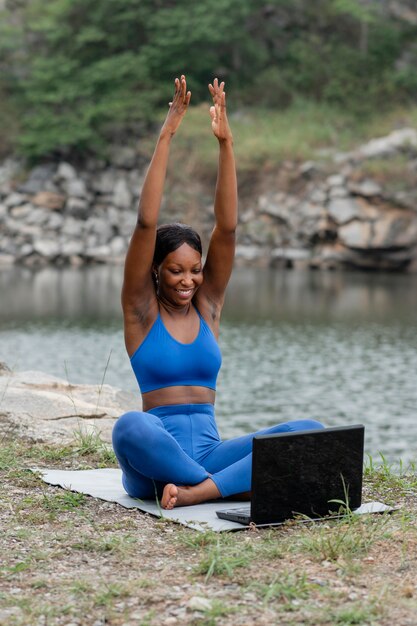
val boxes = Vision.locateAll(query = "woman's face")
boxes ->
[156,243,203,305]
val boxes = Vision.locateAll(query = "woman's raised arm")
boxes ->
[122,76,191,317]
[199,79,238,311]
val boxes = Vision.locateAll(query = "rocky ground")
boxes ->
[1,439,417,626]
[1,363,417,625]
[1,128,417,272]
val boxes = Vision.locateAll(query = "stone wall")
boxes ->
[1,128,417,272]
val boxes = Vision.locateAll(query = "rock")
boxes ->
[85,244,112,261]
[187,597,212,612]
[106,206,122,228]
[65,178,88,198]
[326,174,345,187]
[10,204,32,219]
[0,365,140,444]
[338,220,372,248]
[389,191,417,212]
[299,160,318,177]
[329,186,349,199]
[108,146,137,169]
[26,206,50,226]
[85,216,113,244]
[372,211,417,248]
[55,161,77,181]
[5,192,27,209]
[356,128,417,159]
[62,216,84,237]
[65,197,90,219]
[0,158,21,186]
[60,239,85,257]
[33,238,60,258]
[235,244,266,262]
[109,236,126,256]
[91,169,117,194]
[348,179,382,197]
[118,211,136,237]
[309,187,327,204]
[46,211,64,230]
[270,247,310,268]
[32,191,66,211]
[328,197,361,224]
[113,178,132,210]
[17,163,57,194]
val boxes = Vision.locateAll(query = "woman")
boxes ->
[112,75,323,510]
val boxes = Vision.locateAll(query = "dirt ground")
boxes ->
[1,441,417,626]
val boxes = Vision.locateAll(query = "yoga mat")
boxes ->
[36,467,247,532]
[36,468,396,533]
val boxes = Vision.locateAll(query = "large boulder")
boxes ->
[0,364,140,445]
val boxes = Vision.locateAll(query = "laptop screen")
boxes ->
[251,425,364,524]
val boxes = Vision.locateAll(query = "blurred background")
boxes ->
[1,0,416,463]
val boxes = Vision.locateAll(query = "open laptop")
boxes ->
[216,425,365,526]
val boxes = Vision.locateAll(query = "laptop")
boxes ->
[216,425,365,526]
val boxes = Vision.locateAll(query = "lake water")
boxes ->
[1,266,416,465]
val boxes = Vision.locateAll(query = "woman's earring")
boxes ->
[153,271,159,288]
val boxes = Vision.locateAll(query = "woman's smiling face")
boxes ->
[156,243,203,305]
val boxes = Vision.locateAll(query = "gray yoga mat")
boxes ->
[37,467,247,532]
[37,468,395,532]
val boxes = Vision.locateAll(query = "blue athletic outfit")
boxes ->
[112,307,324,499]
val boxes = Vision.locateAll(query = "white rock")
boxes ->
[328,198,361,224]
[235,244,264,260]
[56,162,77,181]
[329,186,349,199]
[358,128,417,159]
[109,236,126,256]
[113,178,132,210]
[348,179,382,197]
[0,365,140,444]
[339,220,372,248]
[33,238,60,258]
[65,178,88,198]
[326,174,345,187]
[61,239,85,256]
[5,192,27,208]
[187,597,212,611]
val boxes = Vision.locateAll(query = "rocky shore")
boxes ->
[1,127,417,272]
[0,361,138,445]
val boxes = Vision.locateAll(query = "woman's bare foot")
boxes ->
[161,478,220,510]
[161,484,179,509]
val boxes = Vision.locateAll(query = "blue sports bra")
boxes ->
[130,308,222,393]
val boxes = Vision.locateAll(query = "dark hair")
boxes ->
[153,223,202,267]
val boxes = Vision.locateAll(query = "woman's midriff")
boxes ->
[142,386,216,412]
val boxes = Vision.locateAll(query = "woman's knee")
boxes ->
[288,419,325,432]
[112,411,150,451]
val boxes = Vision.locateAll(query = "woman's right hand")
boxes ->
[161,75,191,137]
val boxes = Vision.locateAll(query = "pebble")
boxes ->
[187,596,213,611]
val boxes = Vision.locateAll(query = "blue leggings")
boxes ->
[112,403,324,499]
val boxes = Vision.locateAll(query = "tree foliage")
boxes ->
[1,0,417,159]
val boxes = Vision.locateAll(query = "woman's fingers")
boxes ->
[170,75,191,108]
[209,78,226,107]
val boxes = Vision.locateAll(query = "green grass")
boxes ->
[250,570,311,605]
[1,439,416,625]
[193,535,253,582]
[146,101,417,178]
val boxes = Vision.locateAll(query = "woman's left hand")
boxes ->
[208,78,233,143]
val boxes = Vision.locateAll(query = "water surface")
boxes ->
[1,266,416,464]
